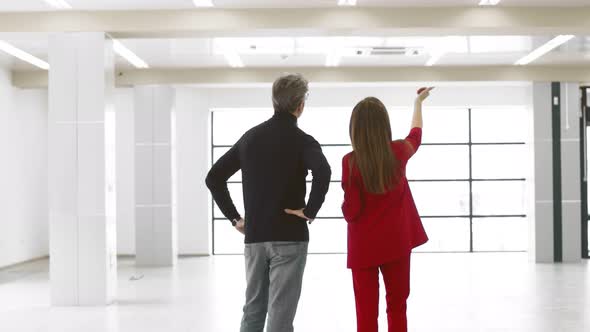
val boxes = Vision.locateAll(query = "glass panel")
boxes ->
[471,108,528,143]
[309,184,344,218]
[308,219,347,254]
[413,218,470,252]
[213,183,244,219]
[388,107,412,141]
[472,181,526,215]
[410,181,470,216]
[299,107,444,145]
[212,109,271,145]
[212,106,532,254]
[472,217,527,251]
[213,221,245,254]
[421,108,469,143]
[308,146,352,181]
[298,108,352,144]
[212,147,242,182]
[407,145,469,180]
[472,145,528,179]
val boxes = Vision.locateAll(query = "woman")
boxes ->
[341,88,433,332]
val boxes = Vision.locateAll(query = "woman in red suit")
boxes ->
[341,88,433,332]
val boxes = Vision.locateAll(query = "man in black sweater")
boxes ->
[205,74,331,332]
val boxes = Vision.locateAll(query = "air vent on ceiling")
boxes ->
[351,46,425,56]
[370,47,407,55]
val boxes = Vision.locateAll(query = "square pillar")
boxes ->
[531,82,583,263]
[134,86,177,266]
[531,82,554,263]
[48,32,117,306]
[560,83,582,263]
[175,88,211,255]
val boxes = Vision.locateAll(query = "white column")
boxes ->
[531,82,583,263]
[115,88,135,255]
[560,83,582,263]
[134,86,177,266]
[531,82,554,263]
[175,88,211,255]
[48,32,117,306]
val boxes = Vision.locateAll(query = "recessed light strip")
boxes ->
[112,40,149,69]
[325,53,341,67]
[515,35,575,65]
[0,40,50,70]
[193,0,214,7]
[425,52,445,66]
[478,0,501,5]
[222,49,244,68]
[338,0,357,6]
[42,0,72,9]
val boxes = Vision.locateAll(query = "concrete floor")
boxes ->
[0,253,589,332]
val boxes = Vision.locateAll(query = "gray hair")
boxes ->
[272,73,309,114]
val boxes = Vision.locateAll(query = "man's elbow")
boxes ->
[320,163,332,181]
[205,171,216,190]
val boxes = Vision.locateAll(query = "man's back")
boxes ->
[205,74,330,332]
[206,111,331,244]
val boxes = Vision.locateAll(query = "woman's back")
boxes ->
[342,128,427,269]
[342,90,433,332]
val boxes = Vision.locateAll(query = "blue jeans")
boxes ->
[240,241,308,332]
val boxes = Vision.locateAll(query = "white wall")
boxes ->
[0,67,48,268]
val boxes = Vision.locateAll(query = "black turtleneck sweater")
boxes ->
[206,111,332,244]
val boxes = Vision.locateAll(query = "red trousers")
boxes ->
[351,255,411,332]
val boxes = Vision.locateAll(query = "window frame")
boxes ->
[210,107,528,255]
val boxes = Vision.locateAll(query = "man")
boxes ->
[205,73,331,332]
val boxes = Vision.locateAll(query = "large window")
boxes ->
[211,107,528,254]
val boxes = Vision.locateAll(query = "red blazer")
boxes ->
[341,127,428,269]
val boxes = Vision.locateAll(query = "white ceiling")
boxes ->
[0,34,588,70]
[0,0,588,11]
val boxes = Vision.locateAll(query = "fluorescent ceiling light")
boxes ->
[42,0,72,9]
[468,36,532,53]
[212,39,245,67]
[479,0,501,5]
[425,52,444,66]
[338,0,357,6]
[112,40,149,69]
[193,0,214,7]
[325,53,341,67]
[424,36,467,66]
[222,49,244,68]
[0,40,49,70]
[515,35,575,65]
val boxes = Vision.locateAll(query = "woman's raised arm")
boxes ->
[411,87,434,129]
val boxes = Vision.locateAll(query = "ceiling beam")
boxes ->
[0,7,589,38]
[13,66,590,88]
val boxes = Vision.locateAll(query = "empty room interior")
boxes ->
[0,1,589,331]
